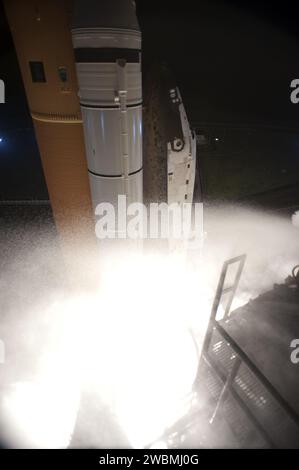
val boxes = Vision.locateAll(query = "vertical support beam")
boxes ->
[209,356,241,424]
[117,59,129,198]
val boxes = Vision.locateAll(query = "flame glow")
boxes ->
[1,253,210,448]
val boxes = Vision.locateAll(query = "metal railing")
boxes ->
[198,254,299,448]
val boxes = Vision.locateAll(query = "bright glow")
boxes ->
[3,205,298,448]
[3,380,79,448]
[0,138,3,143]
[52,254,206,448]
[150,440,168,449]
[2,253,211,449]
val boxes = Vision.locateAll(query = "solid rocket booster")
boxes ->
[72,0,143,215]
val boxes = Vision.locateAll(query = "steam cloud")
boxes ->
[0,204,298,448]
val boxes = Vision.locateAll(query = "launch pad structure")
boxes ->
[154,256,299,449]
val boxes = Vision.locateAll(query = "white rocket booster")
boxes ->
[72,0,143,214]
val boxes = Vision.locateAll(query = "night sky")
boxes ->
[138,0,299,125]
[1,0,299,201]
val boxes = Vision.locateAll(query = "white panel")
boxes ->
[76,62,142,106]
[81,106,142,175]
[89,171,143,211]
[72,28,141,50]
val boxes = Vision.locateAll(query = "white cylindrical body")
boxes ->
[72,0,143,216]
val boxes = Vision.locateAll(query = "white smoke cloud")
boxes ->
[0,204,298,448]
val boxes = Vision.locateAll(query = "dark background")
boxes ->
[1,0,299,202]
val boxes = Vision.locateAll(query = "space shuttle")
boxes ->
[4,0,199,260]
[1,0,200,449]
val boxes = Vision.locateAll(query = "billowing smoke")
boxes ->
[203,204,299,304]
[0,204,298,448]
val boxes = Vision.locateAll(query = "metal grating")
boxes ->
[200,357,223,401]
[222,392,268,448]
[233,362,299,448]
[208,329,237,375]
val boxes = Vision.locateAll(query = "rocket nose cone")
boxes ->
[72,0,140,31]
